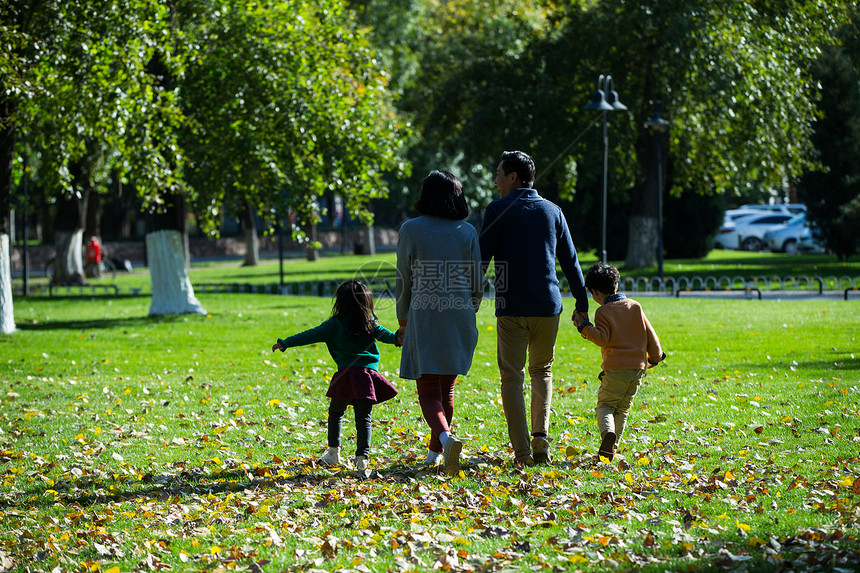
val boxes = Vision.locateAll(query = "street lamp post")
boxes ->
[645,102,670,279]
[584,74,626,264]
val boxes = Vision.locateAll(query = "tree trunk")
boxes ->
[85,190,101,242]
[0,234,14,334]
[54,229,85,284]
[147,229,206,316]
[364,223,376,256]
[52,182,89,285]
[0,94,16,333]
[306,222,319,261]
[624,130,668,270]
[242,199,259,267]
[625,215,659,269]
[147,190,205,315]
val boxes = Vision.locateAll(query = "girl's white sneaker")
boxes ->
[320,447,341,466]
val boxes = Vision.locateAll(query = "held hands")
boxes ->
[272,340,285,353]
[572,310,588,328]
[647,351,668,369]
[395,328,405,347]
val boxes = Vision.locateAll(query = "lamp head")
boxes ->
[606,89,627,111]
[584,89,614,111]
[645,109,671,132]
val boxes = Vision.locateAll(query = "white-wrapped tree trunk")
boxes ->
[54,229,85,285]
[242,200,260,266]
[147,229,206,316]
[0,233,15,334]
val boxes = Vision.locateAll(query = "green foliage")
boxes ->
[797,8,860,260]
[176,0,411,237]
[352,0,850,263]
[350,0,553,209]
[1,294,859,570]
[2,1,184,198]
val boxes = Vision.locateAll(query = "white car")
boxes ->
[715,210,760,249]
[737,203,806,215]
[764,213,826,254]
[735,213,794,251]
[763,213,807,254]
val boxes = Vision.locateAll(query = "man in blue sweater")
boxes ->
[479,150,589,465]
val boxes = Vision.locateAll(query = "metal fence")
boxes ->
[14,274,860,300]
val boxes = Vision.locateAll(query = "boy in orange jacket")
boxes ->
[574,262,666,461]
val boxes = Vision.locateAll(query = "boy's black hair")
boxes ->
[332,280,378,338]
[415,170,469,220]
[584,262,620,295]
[499,150,536,188]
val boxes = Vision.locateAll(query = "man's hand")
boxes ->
[272,341,285,352]
[572,310,588,327]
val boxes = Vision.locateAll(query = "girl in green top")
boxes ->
[272,280,401,469]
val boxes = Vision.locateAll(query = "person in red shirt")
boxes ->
[86,236,102,264]
[574,262,666,462]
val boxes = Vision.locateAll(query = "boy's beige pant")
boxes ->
[496,315,560,461]
[596,368,647,443]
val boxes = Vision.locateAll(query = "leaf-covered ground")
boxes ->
[1,294,858,572]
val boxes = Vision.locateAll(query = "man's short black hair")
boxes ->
[499,150,536,188]
[584,262,620,295]
[415,170,469,220]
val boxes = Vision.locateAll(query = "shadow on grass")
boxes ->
[16,314,199,332]
[0,458,454,512]
[734,354,860,373]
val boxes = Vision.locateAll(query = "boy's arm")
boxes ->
[643,314,665,366]
[577,310,611,347]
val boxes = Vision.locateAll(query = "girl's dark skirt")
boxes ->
[326,367,398,404]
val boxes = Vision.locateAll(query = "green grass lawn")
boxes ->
[1,291,859,572]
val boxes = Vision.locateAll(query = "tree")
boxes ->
[175,0,410,250]
[536,1,848,267]
[797,12,860,260]
[369,0,848,268]
[348,0,549,210]
[1,0,184,329]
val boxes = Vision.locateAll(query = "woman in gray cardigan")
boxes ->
[396,171,483,476]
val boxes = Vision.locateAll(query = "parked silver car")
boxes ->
[737,203,806,215]
[764,213,825,254]
[735,213,794,251]
[715,209,764,249]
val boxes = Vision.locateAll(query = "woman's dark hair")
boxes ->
[414,170,469,220]
[584,262,620,295]
[499,150,536,188]
[332,280,378,338]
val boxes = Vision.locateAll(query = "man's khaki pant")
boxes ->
[497,315,560,461]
